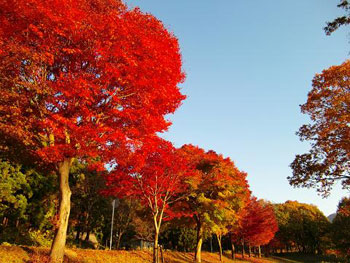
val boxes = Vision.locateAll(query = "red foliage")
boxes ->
[178,144,250,198]
[0,1,185,261]
[0,0,185,168]
[232,197,278,246]
[105,137,192,221]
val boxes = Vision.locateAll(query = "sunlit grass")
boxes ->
[4,245,337,263]
[0,245,257,263]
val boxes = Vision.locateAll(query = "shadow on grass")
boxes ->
[272,253,345,263]
[166,251,247,263]
[166,251,195,263]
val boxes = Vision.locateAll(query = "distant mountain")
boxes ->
[328,213,336,222]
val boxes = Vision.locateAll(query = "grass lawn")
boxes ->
[0,245,255,263]
[1,245,340,263]
[270,253,343,263]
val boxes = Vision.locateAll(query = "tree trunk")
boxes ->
[49,158,72,263]
[116,231,123,250]
[160,245,165,263]
[231,242,235,260]
[153,229,159,263]
[248,244,251,257]
[258,245,261,258]
[85,230,90,242]
[195,237,203,263]
[75,229,80,241]
[241,239,245,258]
[194,217,202,263]
[2,217,8,227]
[84,213,89,241]
[216,233,223,262]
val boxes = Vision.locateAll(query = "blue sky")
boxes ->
[126,0,349,216]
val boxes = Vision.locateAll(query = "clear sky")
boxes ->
[125,0,350,216]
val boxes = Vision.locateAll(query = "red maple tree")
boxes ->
[232,197,278,258]
[0,1,185,262]
[105,137,192,263]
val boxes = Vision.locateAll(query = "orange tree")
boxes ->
[178,144,250,263]
[290,60,350,196]
[0,1,185,262]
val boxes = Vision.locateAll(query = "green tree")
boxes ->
[272,201,330,254]
[0,160,30,223]
[332,197,350,257]
[160,218,197,252]
[69,161,111,247]
[112,198,140,250]
[0,160,56,245]
[179,145,250,263]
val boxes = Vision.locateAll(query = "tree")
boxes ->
[178,144,250,263]
[160,219,197,252]
[332,197,350,257]
[290,60,350,196]
[69,161,112,246]
[271,201,330,254]
[231,198,278,258]
[0,160,30,224]
[112,198,139,250]
[0,1,185,262]
[0,160,56,245]
[324,0,350,35]
[105,138,191,263]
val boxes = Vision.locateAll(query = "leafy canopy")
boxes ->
[290,60,350,195]
[0,0,185,168]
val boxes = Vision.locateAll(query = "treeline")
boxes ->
[271,199,350,260]
[0,144,277,263]
[1,157,349,261]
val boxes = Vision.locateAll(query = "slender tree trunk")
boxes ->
[216,233,223,262]
[2,217,8,227]
[194,217,203,263]
[152,204,166,263]
[160,245,165,263]
[84,213,89,241]
[116,231,123,250]
[75,229,80,241]
[241,239,245,258]
[258,245,261,258]
[248,244,251,257]
[231,241,235,260]
[49,158,72,263]
[85,230,90,242]
[153,229,159,263]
